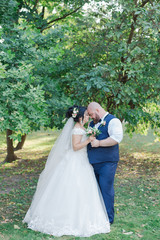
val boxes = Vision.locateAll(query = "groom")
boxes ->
[87,102,123,224]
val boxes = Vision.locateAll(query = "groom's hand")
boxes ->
[91,139,100,147]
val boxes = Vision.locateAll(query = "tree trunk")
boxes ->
[5,129,17,163]
[14,134,26,151]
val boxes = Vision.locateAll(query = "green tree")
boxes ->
[0,0,87,31]
[0,0,88,161]
[52,0,160,137]
[0,54,47,162]
[0,0,160,164]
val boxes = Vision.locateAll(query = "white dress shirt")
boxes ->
[94,112,123,143]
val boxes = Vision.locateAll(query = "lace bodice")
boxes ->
[71,127,87,152]
[72,127,86,136]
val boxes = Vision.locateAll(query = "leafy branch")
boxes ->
[40,6,82,32]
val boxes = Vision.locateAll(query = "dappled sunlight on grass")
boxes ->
[0,128,160,240]
[120,128,159,154]
[118,128,160,179]
[132,152,159,162]
[24,135,58,149]
[0,129,61,163]
[117,151,160,179]
[20,130,60,150]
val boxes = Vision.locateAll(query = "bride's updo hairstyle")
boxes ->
[66,105,87,123]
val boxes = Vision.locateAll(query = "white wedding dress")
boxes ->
[23,119,110,237]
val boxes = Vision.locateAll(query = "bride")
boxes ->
[23,105,110,237]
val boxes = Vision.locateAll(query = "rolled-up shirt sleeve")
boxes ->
[108,118,123,143]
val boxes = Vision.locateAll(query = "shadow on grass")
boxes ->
[0,129,160,240]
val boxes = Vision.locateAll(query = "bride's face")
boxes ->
[83,110,90,124]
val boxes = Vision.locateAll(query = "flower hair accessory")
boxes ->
[72,107,79,118]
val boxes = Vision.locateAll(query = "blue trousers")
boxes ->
[92,161,118,224]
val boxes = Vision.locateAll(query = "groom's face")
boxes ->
[88,109,100,124]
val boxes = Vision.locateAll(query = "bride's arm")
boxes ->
[72,135,93,151]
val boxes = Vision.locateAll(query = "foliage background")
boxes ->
[0,0,160,137]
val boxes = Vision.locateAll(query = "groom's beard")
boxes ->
[93,113,101,124]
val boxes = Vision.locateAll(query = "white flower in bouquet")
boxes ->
[86,126,101,137]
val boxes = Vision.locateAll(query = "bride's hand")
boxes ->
[88,135,96,142]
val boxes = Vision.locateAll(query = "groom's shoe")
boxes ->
[110,221,114,225]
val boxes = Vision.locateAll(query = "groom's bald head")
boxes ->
[88,102,102,111]
[87,102,106,123]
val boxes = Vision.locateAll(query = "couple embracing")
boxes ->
[23,102,123,237]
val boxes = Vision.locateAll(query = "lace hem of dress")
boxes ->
[23,215,110,237]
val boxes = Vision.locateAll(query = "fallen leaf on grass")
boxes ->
[123,232,133,235]
[1,218,9,224]
[0,233,4,239]
[137,233,143,238]
[141,224,147,227]
[14,225,20,229]
[123,229,133,235]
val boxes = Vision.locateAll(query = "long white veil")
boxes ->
[26,118,74,212]
[45,117,74,171]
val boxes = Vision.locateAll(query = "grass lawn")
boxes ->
[0,128,159,240]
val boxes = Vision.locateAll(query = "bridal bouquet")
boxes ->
[86,126,101,137]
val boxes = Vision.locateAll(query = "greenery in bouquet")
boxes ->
[86,127,101,137]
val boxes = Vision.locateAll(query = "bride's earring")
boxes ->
[79,117,83,125]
